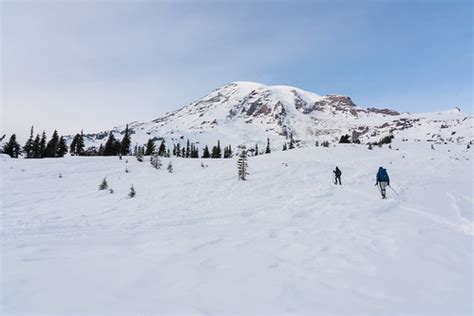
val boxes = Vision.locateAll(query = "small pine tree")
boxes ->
[237,145,249,180]
[282,143,287,151]
[254,144,259,156]
[99,177,108,190]
[368,143,373,150]
[315,141,319,147]
[265,138,271,154]
[128,185,136,198]
[167,161,173,173]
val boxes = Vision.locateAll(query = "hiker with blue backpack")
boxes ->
[375,167,390,199]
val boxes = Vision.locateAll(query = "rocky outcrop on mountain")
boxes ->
[74,82,472,151]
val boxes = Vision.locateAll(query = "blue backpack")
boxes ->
[377,168,390,182]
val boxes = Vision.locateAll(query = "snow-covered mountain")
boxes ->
[80,81,473,150]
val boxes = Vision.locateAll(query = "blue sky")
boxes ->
[2,0,472,140]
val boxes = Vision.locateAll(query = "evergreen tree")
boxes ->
[237,145,249,180]
[145,138,155,156]
[120,124,131,155]
[167,161,173,173]
[368,143,373,150]
[128,185,136,198]
[32,134,41,158]
[70,133,79,155]
[39,131,47,158]
[136,146,144,162]
[282,143,287,151]
[76,131,85,156]
[57,136,68,157]
[190,144,199,158]
[211,140,222,158]
[289,133,295,149]
[265,138,271,154]
[103,132,118,156]
[158,140,166,156]
[202,146,210,158]
[24,126,34,158]
[2,134,21,158]
[223,145,233,158]
[44,130,60,157]
[181,147,185,157]
[150,152,162,169]
[99,177,108,190]
[255,144,259,156]
[186,139,190,158]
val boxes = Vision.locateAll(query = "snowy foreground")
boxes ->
[1,144,473,315]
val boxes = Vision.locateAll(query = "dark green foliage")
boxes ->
[44,130,60,157]
[39,131,47,157]
[120,124,131,155]
[378,135,394,145]
[158,140,166,156]
[32,134,41,158]
[185,139,190,158]
[24,126,34,158]
[70,134,79,155]
[322,140,330,147]
[190,144,199,158]
[57,136,68,157]
[265,138,271,154]
[76,131,85,156]
[282,143,287,151]
[202,145,210,158]
[103,132,120,156]
[339,134,351,144]
[3,134,21,158]
[211,140,222,158]
[145,139,155,156]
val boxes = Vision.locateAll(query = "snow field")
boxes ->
[1,142,473,314]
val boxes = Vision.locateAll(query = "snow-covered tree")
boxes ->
[167,161,173,173]
[150,153,162,169]
[3,134,21,158]
[202,145,210,158]
[289,133,295,149]
[237,145,249,181]
[265,138,271,154]
[57,136,68,157]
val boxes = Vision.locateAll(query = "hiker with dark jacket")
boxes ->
[375,167,390,198]
[333,166,342,185]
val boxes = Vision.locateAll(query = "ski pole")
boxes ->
[388,185,399,195]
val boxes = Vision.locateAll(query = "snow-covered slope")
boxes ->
[79,82,473,151]
[1,141,472,314]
